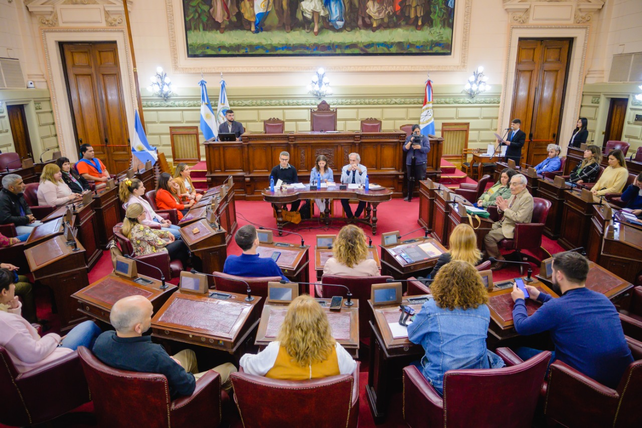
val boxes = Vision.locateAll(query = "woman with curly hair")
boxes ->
[408,261,504,396]
[323,224,379,276]
[239,295,357,379]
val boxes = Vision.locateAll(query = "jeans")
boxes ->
[60,321,102,350]
[154,219,182,239]
[16,233,30,242]
[15,222,42,236]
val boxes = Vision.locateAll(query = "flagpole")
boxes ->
[122,0,145,130]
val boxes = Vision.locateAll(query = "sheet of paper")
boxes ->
[500,146,507,156]
[466,206,488,214]
[369,184,383,190]
[348,184,360,189]
[486,144,495,155]
[292,183,306,189]
[275,179,283,188]
[418,242,442,258]
[388,321,411,339]
[494,133,504,141]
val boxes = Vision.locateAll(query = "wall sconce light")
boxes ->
[463,66,490,99]
[636,84,642,102]
[147,66,173,101]
[307,67,332,99]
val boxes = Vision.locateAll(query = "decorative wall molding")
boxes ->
[591,96,600,104]
[503,0,604,25]
[26,0,130,27]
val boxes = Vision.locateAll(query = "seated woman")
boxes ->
[428,224,483,279]
[323,224,379,276]
[534,144,562,174]
[119,178,181,238]
[0,230,29,244]
[0,263,36,323]
[121,203,196,270]
[475,168,516,208]
[408,261,504,396]
[591,149,628,197]
[620,172,642,217]
[568,145,601,185]
[56,157,90,194]
[240,294,357,379]
[155,173,194,221]
[0,268,101,374]
[37,164,82,207]
[173,163,203,203]
[309,155,334,214]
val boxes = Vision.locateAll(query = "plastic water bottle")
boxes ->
[365,175,369,191]
[270,176,275,192]
[317,171,321,187]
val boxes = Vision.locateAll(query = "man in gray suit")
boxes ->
[218,110,244,141]
[340,153,368,219]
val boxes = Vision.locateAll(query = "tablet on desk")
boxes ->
[218,133,236,142]
[371,283,402,306]
[316,234,336,249]
[179,271,208,294]
[267,282,299,303]
[258,229,273,244]
[478,270,494,291]
[114,256,137,279]
[381,231,400,247]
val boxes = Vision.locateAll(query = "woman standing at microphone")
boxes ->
[569,118,589,148]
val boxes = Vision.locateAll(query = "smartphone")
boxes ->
[329,296,343,311]
[515,278,529,299]
[271,252,281,262]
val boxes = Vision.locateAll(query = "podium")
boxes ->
[39,205,68,222]
[72,200,102,269]
[151,291,261,355]
[559,189,596,250]
[179,219,227,284]
[315,246,380,281]
[432,186,455,244]
[24,217,64,249]
[595,218,641,294]
[536,178,569,239]
[93,186,121,249]
[418,180,436,232]
[179,206,208,226]
[380,237,446,279]
[255,299,359,357]
[257,243,310,283]
[72,273,177,324]
[24,235,89,330]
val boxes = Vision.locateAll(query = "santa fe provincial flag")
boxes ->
[131,110,157,164]
[199,79,217,140]
[215,79,230,131]
[420,80,435,137]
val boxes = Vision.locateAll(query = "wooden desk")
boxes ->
[24,217,64,249]
[151,291,261,355]
[179,219,227,286]
[418,180,436,232]
[205,132,443,200]
[255,299,360,357]
[0,165,37,188]
[471,153,502,180]
[587,204,611,264]
[315,246,381,281]
[536,178,569,239]
[72,273,177,324]
[24,235,89,330]
[40,205,68,222]
[447,202,494,251]
[432,186,455,244]
[72,201,102,269]
[92,186,121,249]
[366,295,428,423]
[257,242,310,284]
[559,189,597,250]
[600,221,642,287]
[565,147,642,177]
[263,185,393,235]
[136,166,156,193]
[380,237,446,279]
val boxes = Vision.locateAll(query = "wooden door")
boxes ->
[62,42,130,173]
[511,39,571,166]
[7,105,33,160]
[603,98,628,145]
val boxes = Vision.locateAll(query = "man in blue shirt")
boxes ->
[223,225,289,281]
[511,252,633,388]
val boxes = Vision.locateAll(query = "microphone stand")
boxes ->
[191,269,254,302]
[488,257,534,282]
[124,254,167,289]
[491,128,511,159]
[282,280,353,307]
[258,225,305,248]
[398,227,430,243]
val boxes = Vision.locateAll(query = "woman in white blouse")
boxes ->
[37,164,82,207]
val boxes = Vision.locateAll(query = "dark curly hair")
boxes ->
[431,260,488,311]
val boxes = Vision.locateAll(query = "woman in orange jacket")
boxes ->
[155,173,194,220]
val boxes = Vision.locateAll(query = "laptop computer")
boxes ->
[218,133,236,142]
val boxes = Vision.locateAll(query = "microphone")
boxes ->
[258,225,305,247]
[281,280,353,307]
[190,269,253,301]
[39,147,53,163]
[364,233,374,247]
[558,247,586,256]
[399,227,429,242]
[386,277,434,285]
[123,253,167,289]
[488,257,534,282]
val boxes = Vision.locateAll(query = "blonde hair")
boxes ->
[448,224,482,265]
[118,178,142,203]
[332,225,368,268]
[40,164,61,185]
[431,260,488,311]
[276,295,336,366]
[121,203,144,238]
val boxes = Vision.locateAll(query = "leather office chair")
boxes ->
[541,156,566,180]
[231,362,360,428]
[403,348,551,428]
[634,146,642,162]
[455,174,491,203]
[498,197,552,272]
[605,140,630,157]
[0,152,22,171]
[310,101,337,132]
[212,272,282,314]
[23,183,57,220]
[317,274,393,342]
[619,286,642,341]
[604,172,637,208]
[400,124,414,137]
[406,276,431,296]
[113,223,183,281]
[499,338,642,428]
[264,117,285,134]
[144,189,180,224]
[0,345,90,427]
[360,118,382,132]
[0,240,29,272]
[78,347,221,428]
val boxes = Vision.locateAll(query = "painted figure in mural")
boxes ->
[210,0,239,33]
[400,0,427,30]
[324,0,346,30]
[366,0,394,31]
[273,0,294,32]
[239,0,256,32]
[344,0,370,30]
[300,0,329,35]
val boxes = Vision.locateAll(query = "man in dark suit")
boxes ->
[501,119,526,164]
[218,109,244,141]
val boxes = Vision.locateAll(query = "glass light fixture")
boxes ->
[636,84,642,102]
[148,66,173,101]
[463,66,490,99]
[308,67,332,100]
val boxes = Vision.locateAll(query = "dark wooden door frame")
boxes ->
[7,104,34,160]
[602,98,628,147]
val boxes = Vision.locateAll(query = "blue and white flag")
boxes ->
[131,110,157,164]
[199,79,217,140]
[215,79,230,130]
[254,0,272,33]
[420,80,435,137]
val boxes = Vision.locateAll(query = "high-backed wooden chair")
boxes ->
[634,146,642,162]
[212,272,283,314]
[455,174,491,203]
[311,101,337,132]
[0,152,22,171]
[264,117,285,134]
[605,140,630,157]
[144,189,179,224]
[360,118,382,132]
[23,183,57,219]
[400,124,414,137]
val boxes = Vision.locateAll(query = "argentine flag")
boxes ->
[420,80,435,137]
[254,0,271,33]
[199,79,217,141]
[132,110,157,164]
[215,79,230,132]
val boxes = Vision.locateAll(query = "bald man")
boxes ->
[92,296,236,398]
